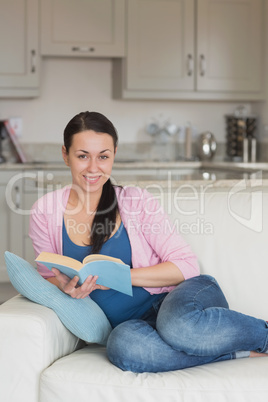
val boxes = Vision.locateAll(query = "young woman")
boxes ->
[29,111,268,373]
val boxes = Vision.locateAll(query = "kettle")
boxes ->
[198,132,217,161]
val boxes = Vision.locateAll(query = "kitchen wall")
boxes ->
[0,57,255,145]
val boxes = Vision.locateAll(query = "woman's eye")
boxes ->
[78,154,87,159]
[100,155,108,160]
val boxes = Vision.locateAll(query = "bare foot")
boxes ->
[250,351,268,358]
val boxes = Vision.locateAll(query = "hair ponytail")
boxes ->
[90,179,119,254]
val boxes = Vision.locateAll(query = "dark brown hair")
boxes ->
[63,111,119,254]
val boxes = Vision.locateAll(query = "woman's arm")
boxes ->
[119,187,200,293]
[131,261,185,288]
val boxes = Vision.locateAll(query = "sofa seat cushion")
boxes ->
[40,344,268,402]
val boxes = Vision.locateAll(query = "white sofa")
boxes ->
[1,183,268,402]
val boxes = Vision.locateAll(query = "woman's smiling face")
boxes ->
[62,130,116,197]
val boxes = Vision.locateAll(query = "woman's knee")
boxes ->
[155,275,229,349]
[158,275,228,322]
[107,321,135,358]
[106,320,154,371]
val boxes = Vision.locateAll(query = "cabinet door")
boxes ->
[0,0,39,96]
[41,0,125,57]
[197,0,263,92]
[125,0,194,91]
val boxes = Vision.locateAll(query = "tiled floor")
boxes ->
[0,282,18,304]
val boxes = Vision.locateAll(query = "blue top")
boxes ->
[62,219,166,327]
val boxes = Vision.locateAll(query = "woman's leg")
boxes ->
[156,275,268,357]
[106,319,233,373]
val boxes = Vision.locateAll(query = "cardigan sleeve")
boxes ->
[29,189,67,278]
[139,189,200,277]
[117,186,200,293]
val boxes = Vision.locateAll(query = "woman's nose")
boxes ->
[87,158,98,172]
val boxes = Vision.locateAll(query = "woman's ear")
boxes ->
[62,145,69,166]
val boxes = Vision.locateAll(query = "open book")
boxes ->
[36,252,133,296]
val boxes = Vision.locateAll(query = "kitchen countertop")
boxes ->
[3,159,267,190]
[1,159,268,171]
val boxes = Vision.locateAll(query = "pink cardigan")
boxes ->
[29,185,200,294]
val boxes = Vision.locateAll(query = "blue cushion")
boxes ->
[4,251,112,345]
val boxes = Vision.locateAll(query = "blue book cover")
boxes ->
[36,252,133,296]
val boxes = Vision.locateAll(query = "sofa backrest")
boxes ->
[165,184,268,321]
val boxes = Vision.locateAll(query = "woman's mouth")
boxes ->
[83,175,102,184]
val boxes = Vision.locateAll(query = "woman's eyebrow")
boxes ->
[76,148,112,154]
[77,149,89,153]
[100,149,112,153]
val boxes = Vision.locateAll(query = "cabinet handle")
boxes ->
[14,186,20,209]
[187,54,194,76]
[199,54,206,76]
[72,46,95,53]
[31,50,36,73]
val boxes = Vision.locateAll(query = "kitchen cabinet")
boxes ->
[41,0,125,57]
[121,0,194,92]
[0,171,23,281]
[197,0,263,93]
[0,0,40,98]
[113,0,264,101]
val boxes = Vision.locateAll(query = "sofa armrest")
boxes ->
[0,294,82,402]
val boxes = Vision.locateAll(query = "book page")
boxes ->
[82,254,124,265]
[36,252,82,271]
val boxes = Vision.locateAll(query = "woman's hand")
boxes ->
[50,268,109,299]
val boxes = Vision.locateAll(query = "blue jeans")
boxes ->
[106,275,268,373]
